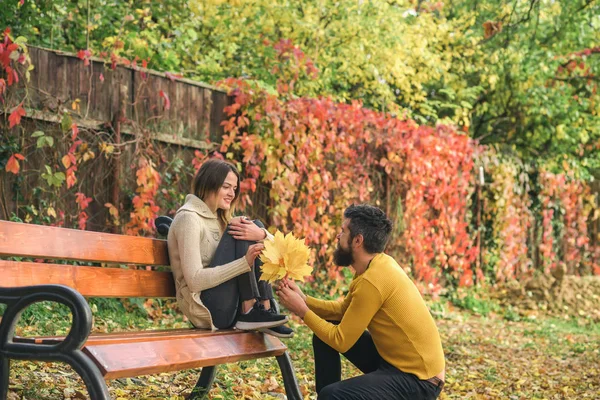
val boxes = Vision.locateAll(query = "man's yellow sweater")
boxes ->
[303,253,445,380]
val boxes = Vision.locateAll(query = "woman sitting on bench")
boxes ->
[167,158,293,338]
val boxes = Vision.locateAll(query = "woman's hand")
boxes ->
[245,243,265,266]
[229,217,267,241]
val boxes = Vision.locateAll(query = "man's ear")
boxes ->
[353,234,364,248]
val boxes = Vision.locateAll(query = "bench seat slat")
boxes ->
[84,332,286,379]
[0,260,175,298]
[0,221,168,265]
[14,330,286,378]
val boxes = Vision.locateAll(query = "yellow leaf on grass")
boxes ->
[260,231,311,283]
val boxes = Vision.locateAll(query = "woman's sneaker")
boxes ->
[235,302,288,330]
[259,324,294,338]
[259,307,294,338]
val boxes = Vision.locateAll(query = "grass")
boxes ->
[2,296,599,399]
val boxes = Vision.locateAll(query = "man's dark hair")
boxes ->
[344,204,393,254]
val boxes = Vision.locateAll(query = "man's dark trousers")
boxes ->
[314,330,442,400]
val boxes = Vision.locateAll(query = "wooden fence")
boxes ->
[13,46,230,148]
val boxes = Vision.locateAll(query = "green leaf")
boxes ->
[61,113,73,133]
[36,136,54,149]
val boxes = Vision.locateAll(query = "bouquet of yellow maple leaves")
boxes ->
[259,231,312,283]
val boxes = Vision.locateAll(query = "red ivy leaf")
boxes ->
[66,166,77,188]
[78,211,88,230]
[77,49,92,66]
[71,123,79,140]
[61,154,72,169]
[159,90,171,110]
[75,192,92,210]
[8,103,26,128]
[99,73,104,82]
[165,72,183,82]
[5,66,18,86]
[69,140,83,154]
[5,154,23,174]
[140,59,148,80]
[110,53,118,70]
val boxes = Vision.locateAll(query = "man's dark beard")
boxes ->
[333,243,354,267]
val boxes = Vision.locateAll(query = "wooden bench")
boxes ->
[0,220,301,399]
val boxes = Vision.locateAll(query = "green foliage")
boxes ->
[503,305,521,322]
[450,288,501,316]
[427,299,448,318]
[448,0,600,175]
[31,130,53,149]
[40,165,66,188]
[16,301,73,336]
[5,0,598,174]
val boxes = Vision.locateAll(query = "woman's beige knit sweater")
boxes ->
[167,194,251,330]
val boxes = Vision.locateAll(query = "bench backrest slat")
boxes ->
[16,329,239,346]
[0,260,175,297]
[0,221,168,266]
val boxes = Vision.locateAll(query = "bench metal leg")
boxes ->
[276,351,302,400]
[66,351,111,400]
[0,356,9,400]
[189,365,218,400]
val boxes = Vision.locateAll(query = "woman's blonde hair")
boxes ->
[192,159,241,228]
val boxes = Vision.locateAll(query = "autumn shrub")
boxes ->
[537,168,595,276]
[481,148,534,282]
[210,76,479,296]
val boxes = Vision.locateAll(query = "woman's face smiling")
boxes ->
[209,171,238,211]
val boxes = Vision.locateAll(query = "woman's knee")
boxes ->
[252,219,265,229]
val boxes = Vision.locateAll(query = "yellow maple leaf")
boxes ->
[260,231,312,283]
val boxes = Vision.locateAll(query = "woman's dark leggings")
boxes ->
[200,220,273,329]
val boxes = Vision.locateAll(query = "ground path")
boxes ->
[6,305,599,399]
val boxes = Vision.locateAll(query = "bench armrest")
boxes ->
[0,285,93,357]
